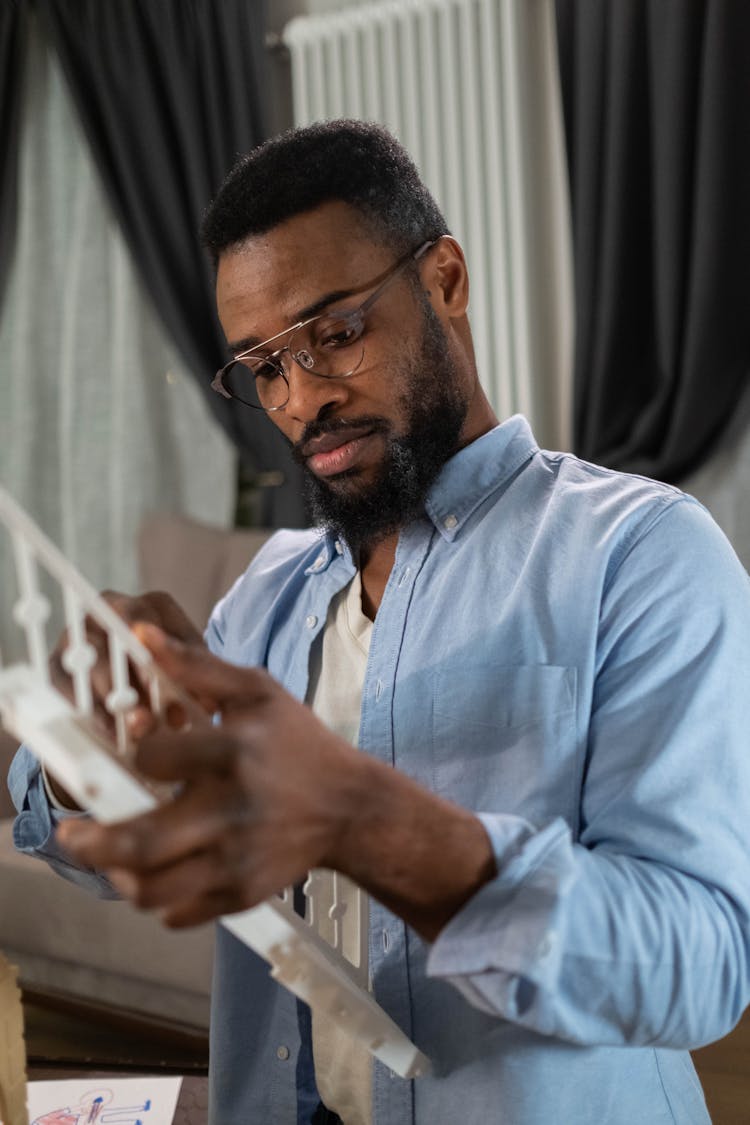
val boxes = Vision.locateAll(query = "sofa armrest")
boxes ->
[138,512,272,632]
[0,820,213,1030]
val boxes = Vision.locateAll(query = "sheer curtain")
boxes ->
[36,0,305,526]
[0,23,235,659]
[0,0,25,313]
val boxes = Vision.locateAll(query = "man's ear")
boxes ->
[423,236,469,318]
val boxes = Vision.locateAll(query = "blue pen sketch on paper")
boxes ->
[31,1087,152,1125]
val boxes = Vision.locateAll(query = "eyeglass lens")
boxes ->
[222,310,367,410]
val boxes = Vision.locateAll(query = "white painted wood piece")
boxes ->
[0,485,429,1080]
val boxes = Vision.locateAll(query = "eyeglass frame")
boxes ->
[211,238,437,412]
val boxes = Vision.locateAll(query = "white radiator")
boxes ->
[283,0,573,449]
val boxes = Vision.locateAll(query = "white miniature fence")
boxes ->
[0,484,428,1079]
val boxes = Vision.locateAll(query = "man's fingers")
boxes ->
[101,590,202,645]
[134,623,272,712]
[160,889,251,929]
[56,777,240,872]
[125,704,159,739]
[106,845,267,915]
[108,855,283,927]
[134,726,239,782]
[107,851,229,911]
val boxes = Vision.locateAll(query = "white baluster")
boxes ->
[11,533,50,681]
[354,886,369,983]
[61,587,96,715]
[329,871,347,952]
[106,633,139,755]
[303,871,316,928]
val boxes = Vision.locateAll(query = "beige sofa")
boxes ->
[0,514,271,1031]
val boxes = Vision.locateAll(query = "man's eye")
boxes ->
[243,356,279,380]
[315,315,362,349]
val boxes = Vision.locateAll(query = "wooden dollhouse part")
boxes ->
[0,952,29,1125]
[0,485,430,1080]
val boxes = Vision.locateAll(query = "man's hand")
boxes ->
[58,628,497,941]
[57,625,363,924]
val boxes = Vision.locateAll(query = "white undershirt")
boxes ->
[306,571,374,1125]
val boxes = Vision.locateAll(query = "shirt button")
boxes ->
[443,514,458,530]
[305,615,318,629]
[538,931,557,958]
[334,540,343,554]
[311,553,325,571]
[397,565,412,587]
[276,1045,290,1061]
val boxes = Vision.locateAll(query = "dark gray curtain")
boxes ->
[35,0,304,525]
[556,0,750,483]
[0,0,26,316]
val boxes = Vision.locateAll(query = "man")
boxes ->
[9,121,750,1124]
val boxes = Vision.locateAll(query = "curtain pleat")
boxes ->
[35,0,305,525]
[557,0,750,482]
[0,0,26,316]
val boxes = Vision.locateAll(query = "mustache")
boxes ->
[290,415,390,465]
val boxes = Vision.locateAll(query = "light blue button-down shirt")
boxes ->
[10,415,750,1124]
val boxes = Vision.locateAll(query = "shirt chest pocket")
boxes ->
[430,663,578,823]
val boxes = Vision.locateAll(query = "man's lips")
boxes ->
[302,427,377,478]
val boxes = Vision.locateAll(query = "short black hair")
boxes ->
[201,119,449,267]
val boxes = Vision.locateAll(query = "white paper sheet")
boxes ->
[22,1076,183,1125]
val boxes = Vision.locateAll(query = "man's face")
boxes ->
[216,202,473,549]
[298,285,470,550]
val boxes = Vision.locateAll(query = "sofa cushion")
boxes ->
[0,821,213,1029]
[138,512,272,632]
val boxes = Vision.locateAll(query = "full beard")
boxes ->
[294,299,469,553]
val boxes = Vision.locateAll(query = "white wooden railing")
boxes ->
[0,484,428,1079]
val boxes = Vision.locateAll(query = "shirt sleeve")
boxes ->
[427,498,750,1049]
[8,743,119,897]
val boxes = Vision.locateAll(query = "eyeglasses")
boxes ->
[211,239,436,412]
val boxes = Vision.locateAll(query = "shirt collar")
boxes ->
[303,531,353,575]
[425,414,539,541]
[307,414,539,566]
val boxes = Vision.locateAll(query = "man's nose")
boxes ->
[282,356,349,422]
